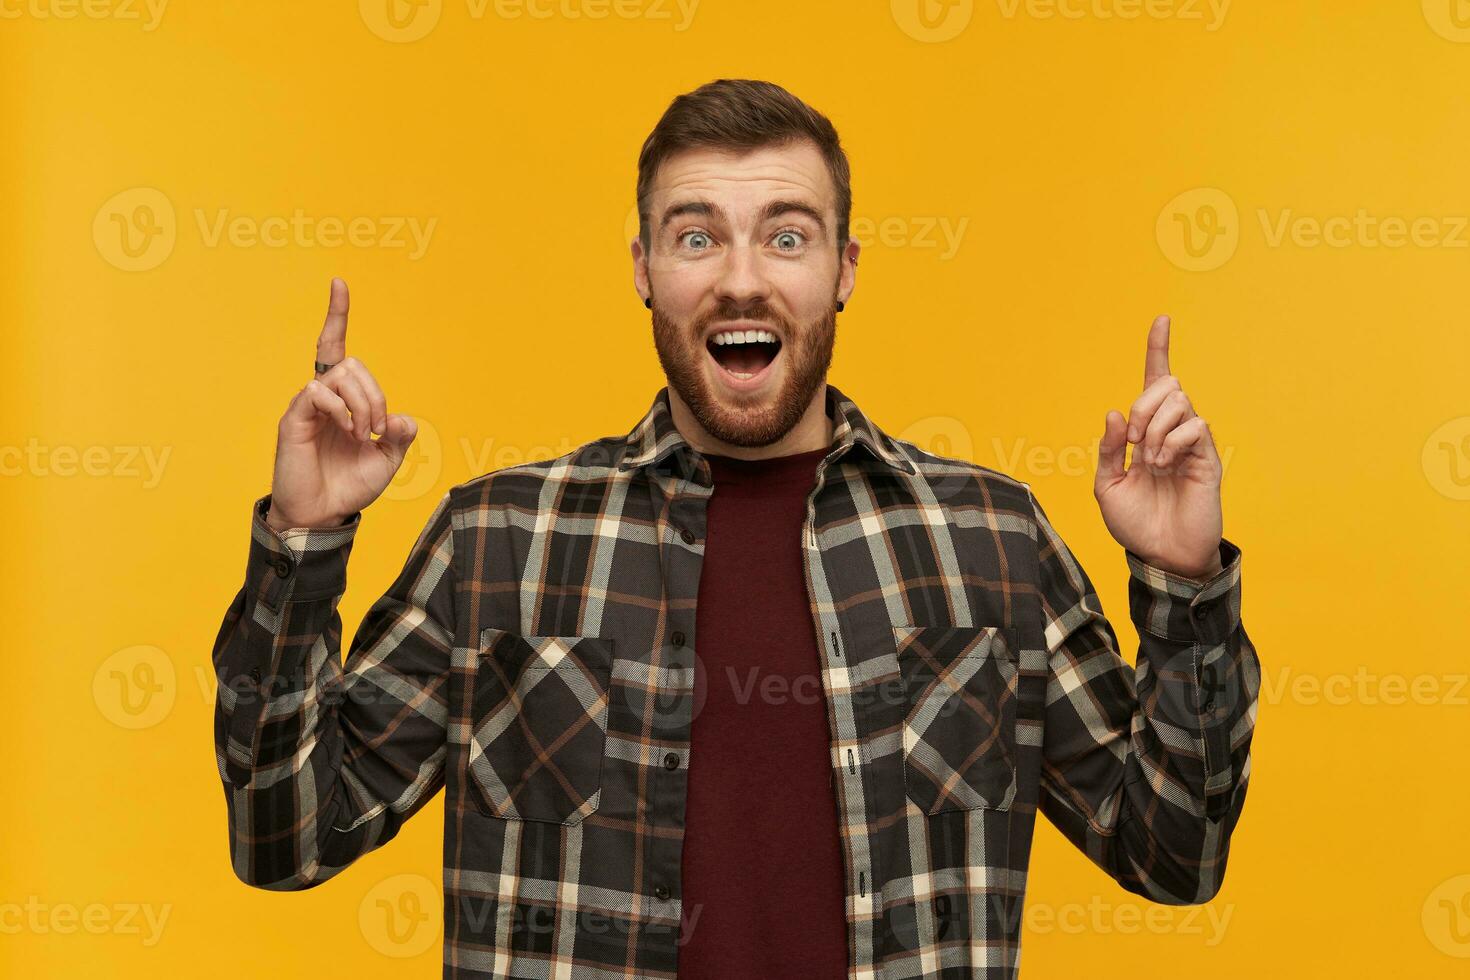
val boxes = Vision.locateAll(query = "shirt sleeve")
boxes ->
[211,490,458,890]
[1028,485,1260,905]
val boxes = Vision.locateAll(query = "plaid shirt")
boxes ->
[212,382,1259,979]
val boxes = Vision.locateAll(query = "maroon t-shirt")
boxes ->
[677,445,849,979]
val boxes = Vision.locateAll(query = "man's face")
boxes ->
[633,139,859,448]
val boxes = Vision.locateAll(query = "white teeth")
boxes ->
[711,328,777,345]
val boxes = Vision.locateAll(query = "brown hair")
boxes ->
[635,79,852,252]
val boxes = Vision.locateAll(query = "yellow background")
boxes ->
[4,0,1469,976]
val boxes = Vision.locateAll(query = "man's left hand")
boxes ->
[1095,314,1225,581]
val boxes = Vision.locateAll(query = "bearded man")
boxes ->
[212,78,1259,980]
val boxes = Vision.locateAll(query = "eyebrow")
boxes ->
[763,200,827,232]
[658,199,828,235]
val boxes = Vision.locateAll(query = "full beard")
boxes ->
[651,295,837,448]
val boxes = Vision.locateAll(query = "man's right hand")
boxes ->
[265,278,419,533]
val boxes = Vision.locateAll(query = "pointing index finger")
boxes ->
[316,277,349,374]
[1144,314,1171,389]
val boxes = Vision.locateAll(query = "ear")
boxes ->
[837,237,860,307]
[631,234,651,306]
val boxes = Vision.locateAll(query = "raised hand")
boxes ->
[265,278,419,532]
[1094,315,1224,581]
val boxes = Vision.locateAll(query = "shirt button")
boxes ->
[671,631,685,648]
[654,884,671,900]
[678,526,695,544]
[248,666,262,684]
[272,558,291,578]
[663,752,680,770]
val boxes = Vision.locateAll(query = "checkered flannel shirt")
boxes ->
[212,381,1259,979]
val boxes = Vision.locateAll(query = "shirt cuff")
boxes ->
[1124,538,1242,645]
[244,493,361,612]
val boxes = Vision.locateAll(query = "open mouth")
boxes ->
[705,328,782,384]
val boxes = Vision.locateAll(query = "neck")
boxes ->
[667,383,833,461]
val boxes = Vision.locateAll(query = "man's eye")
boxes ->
[773,230,805,250]
[680,231,713,250]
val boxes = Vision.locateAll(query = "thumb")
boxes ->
[1095,410,1127,492]
[378,413,419,459]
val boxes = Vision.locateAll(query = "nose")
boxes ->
[712,240,771,312]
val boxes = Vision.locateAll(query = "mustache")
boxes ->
[690,301,787,333]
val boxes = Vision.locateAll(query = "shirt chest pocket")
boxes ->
[894,624,1019,814]
[467,628,613,825]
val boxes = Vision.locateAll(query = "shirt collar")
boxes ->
[616,382,915,478]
